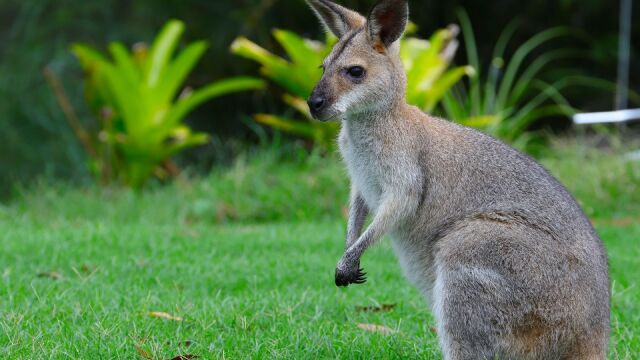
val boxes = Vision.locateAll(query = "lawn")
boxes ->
[1,146,639,359]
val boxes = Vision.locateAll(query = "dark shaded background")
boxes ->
[1,0,638,194]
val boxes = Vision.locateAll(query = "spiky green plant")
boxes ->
[72,20,265,188]
[231,25,470,149]
[440,10,577,150]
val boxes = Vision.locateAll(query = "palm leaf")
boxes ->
[157,40,208,104]
[254,114,321,140]
[165,77,265,130]
[108,42,141,86]
[421,66,474,112]
[231,37,310,97]
[146,20,184,88]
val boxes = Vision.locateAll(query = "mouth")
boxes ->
[310,109,340,122]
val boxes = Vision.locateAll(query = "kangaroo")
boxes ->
[305,0,610,358]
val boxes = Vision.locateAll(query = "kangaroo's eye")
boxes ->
[346,66,365,79]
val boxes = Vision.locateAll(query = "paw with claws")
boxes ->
[335,258,367,287]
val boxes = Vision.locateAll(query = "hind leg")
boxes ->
[432,222,550,360]
[432,260,513,360]
[561,335,608,360]
[431,220,609,360]
[431,222,531,359]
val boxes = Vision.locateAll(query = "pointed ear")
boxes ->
[367,0,409,51]
[306,0,366,38]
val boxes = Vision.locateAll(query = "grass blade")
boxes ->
[495,27,569,110]
[457,8,482,116]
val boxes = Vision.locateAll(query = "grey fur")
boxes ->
[306,0,610,359]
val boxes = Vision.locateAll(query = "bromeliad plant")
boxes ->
[232,29,336,148]
[231,24,471,149]
[72,20,264,188]
[403,25,474,114]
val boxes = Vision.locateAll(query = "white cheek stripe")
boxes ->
[333,86,367,114]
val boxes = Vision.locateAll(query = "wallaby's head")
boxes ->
[306,0,409,121]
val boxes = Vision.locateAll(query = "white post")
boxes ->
[616,0,632,110]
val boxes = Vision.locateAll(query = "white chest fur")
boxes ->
[338,123,385,212]
[338,118,435,303]
[339,124,435,303]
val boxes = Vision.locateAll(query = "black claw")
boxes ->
[335,267,367,287]
[352,268,367,285]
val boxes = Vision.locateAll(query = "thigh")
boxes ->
[431,220,576,359]
[432,256,518,360]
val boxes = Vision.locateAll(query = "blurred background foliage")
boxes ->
[1,0,638,195]
[71,20,264,188]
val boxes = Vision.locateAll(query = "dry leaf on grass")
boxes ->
[355,303,397,313]
[178,228,201,238]
[165,340,193,348]
[341,206,349,220]
[80,264,95,274]
[591,217,640,227]
[357,323,396,335]
[134,344,152,359]
[170,355,200,360]
[37,271,62,280]
[147,312,183,321]
[136,258,148,268]
[71,264,98,278]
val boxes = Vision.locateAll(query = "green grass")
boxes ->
[1,145,639,358]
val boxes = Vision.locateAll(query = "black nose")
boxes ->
[308,95,326,112]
